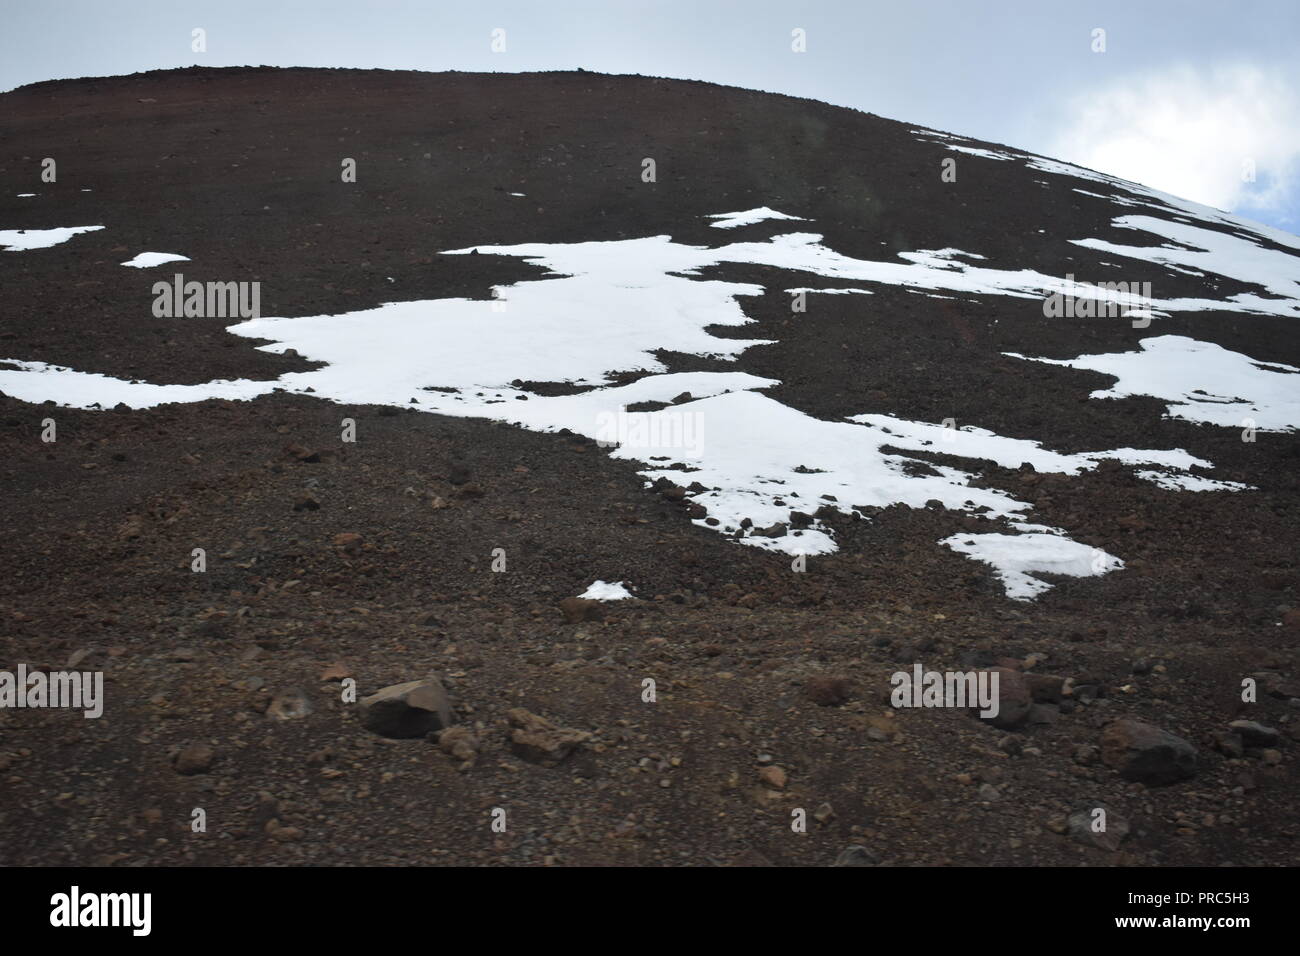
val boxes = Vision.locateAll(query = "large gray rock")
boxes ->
[359,677,453,738]
[1100,718,1197,785]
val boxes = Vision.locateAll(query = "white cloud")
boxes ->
[1047,65,1300,217]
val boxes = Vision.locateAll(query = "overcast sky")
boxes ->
[3,0,1297,233]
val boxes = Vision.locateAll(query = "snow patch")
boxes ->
[942,533,1123,601]
[1009,335,1300,432]
[580,580,634,600]
[706,207,808,229]
[121,252,190,268]
[0,225,104,251]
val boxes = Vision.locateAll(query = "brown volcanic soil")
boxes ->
[0,67,1297,867]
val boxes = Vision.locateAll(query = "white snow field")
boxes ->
[1008,335,1300,432]
[3,179,1299,599]
[0,225,103,251]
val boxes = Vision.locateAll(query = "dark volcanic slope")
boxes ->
[0,68,1297,867]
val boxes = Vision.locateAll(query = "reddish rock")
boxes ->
[972,667,1032,729]
[507,708,590,766]
[559,597,604,623]
[332,532,363,553]
[172,743,215,775]
[1100,719,1198,785]
[758,765,788,789]
[359,677,453,738]
[1024,673,1065,703]
[805,675,855,707]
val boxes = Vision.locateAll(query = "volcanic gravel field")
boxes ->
[1,67,1297,867]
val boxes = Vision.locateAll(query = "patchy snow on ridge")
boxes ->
[1009,335,1300,432]
[913,126,1300,315]
[706,207,808,229]
[942,532,1123,601]
[1135,470,1251,493]
[121,252,190,268]
[847,413,1227,487]
[1,207,1285,600]
[0,225,104,251]
[0,358,276,408]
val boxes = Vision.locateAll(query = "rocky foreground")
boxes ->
[2,390,1296,867]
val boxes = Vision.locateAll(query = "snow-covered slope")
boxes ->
[4,124,1299,600]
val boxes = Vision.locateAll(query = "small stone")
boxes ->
[266,687,312,721]
[1228,720,1280,748]
[759,765,788,790]
[359,678,453,738]
[118,515,145,539]
[1073,744,1100,766]
[437,726,481,766]
[332,532,363,554]
[805,675,854,707]
[1100,718,1198,785]
[319,662,352,682]
[832,845,879,867]
[507,708,590,766]
[974,667,1032,729]
[1211,731,1244,758]
[1067,806,1130,852]
[172,744,215,775]
[1024,673,1065,703]
[558,597,604,624]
